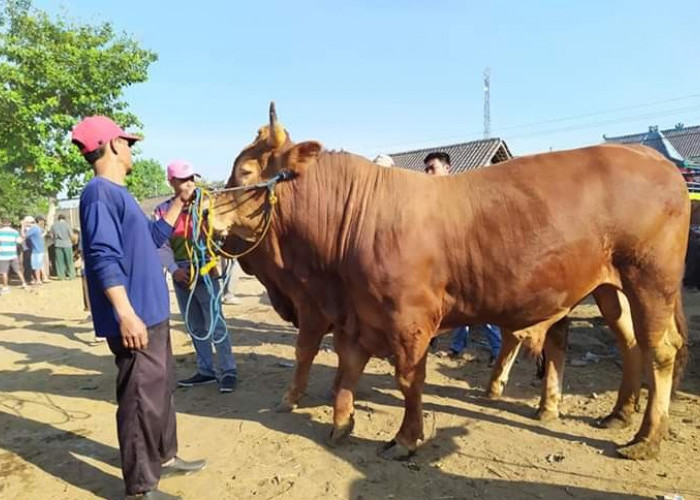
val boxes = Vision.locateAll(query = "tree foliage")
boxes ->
[126,158,170,201]
[0,0,157,213]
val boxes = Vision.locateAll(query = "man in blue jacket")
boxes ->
[73,116,205,500]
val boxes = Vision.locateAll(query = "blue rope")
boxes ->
[183,188,230,345]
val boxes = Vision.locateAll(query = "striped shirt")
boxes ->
[0,226,21,261]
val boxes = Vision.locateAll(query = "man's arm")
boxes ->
[148,185,195,248]
[155,202,192,286]
[82,200,147,349]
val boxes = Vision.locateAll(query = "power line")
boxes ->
[364,98,700,152]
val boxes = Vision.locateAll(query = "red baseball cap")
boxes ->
[167,160,200,180]
[71,116,141,155]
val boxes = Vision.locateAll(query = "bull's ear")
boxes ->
[284,141,322,173]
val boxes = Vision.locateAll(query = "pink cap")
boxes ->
[71,116,141,155]
[167,160,199,180]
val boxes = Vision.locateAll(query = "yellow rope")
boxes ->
[190,186,278,277]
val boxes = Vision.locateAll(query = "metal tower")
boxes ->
[483,67,491,139]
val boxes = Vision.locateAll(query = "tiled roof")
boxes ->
[604,125,700,161]
[389,138,513,174]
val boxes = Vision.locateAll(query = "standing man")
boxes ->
[154,160,238,393]
[0,218,28,293]
[72,116,205,500]
[24,216,49,285]
[50,214,76,280]
[221,258,241,305]
[423,152,502,364]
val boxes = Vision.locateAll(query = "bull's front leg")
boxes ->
[327,335,370,446]
[536,318,569,422]
[275,318,330,413]
[486,329,521,399]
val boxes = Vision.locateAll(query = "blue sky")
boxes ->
[40,0,700,182]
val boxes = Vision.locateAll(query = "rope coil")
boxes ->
[181,172,288,343]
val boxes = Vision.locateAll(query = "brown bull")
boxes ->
[210,104,689,460]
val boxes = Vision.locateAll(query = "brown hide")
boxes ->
[212,116,689,459]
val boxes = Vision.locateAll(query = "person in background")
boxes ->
[221,258,241,305]
[423,152,502,364]
[50,214,76,280]
[20,216,34,283]
[24,215,49,285]
[0,217,28,294]
[373,153,395,167]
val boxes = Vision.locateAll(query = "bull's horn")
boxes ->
[269,101,278,129]
[268,101,286,148]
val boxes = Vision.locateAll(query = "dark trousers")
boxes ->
[22,248,32,282]
[54,246,75,279]
[107,320,178,495]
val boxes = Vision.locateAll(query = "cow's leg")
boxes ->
[536,318,569,422]
[486,329,521,399]
[617,288,683,460]
[328,338,370,446]
[592,285,642,429]
[276,319,330,413]
[379,333,431,460]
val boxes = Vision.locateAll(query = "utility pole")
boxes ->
[483,67,491,139]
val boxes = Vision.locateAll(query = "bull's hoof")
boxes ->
[485,384,504,400]
[377,439,416,461]
[535,408,559,423]
[274,398,298,413]
[617,439,660,460]
[327,415,355,447]
[597,412,631,430]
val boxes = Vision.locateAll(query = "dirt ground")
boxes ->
[0,275,699,500]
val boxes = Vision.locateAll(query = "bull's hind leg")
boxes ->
[486,329,521,399]
[536,318,569,422]
[328,334,370,446]
[592,285,642,429]
[379,330,432,460]
[617,288,684,460]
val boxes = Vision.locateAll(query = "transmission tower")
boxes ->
[483,67,491,139]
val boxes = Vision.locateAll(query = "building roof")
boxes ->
[389,138,513,173]
[604,124,700,163]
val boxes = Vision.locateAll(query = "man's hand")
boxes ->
[119,311,149,350]
[172,268,190,286]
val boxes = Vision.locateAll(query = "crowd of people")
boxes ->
[0,214,83,295]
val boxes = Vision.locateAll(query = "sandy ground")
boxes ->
[0,275,699,500]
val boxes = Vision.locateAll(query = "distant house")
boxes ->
[603,124,700,168]
[389,137,513,173]
[604,124,700,202]
[605,124,700,230]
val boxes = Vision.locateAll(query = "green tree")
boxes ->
[126,158,170,201]
[0,0,157,218]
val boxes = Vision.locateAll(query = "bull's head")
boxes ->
[209,102,323,242]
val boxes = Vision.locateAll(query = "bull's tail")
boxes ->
[672,291,689,395]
